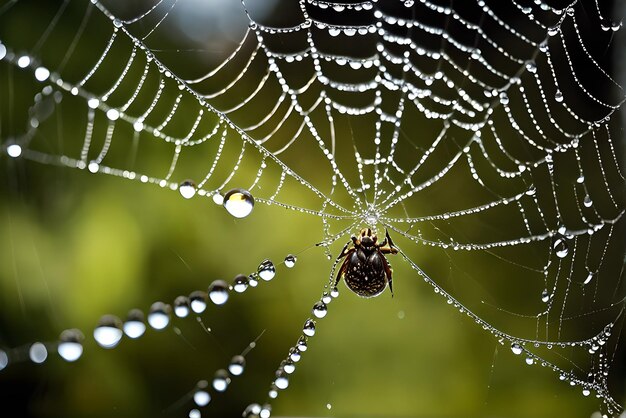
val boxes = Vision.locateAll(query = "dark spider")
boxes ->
[335,228,398,298]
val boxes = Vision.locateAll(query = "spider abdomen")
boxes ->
[343,248,388,298]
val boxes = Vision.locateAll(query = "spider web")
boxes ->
[0,0,625,416]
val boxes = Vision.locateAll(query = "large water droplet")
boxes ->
[258,259,276,281]
[34,67,50,82]
[208,280,229,305]
[174,296,190,318]
[283,360,296,374]
[303,319,316,336]
[212,369,231,392]
[296,336,308,352]
[232,274,248,293]
[275,373,289,389]
[312,301,328,318]
[0,350,7,371]
[7,143,22,158]
[289,347,301,362]
[179,180,196,199]
[583,195,592,207]
[57,329,84,362]
[229,355,246,376]
[193,390,211,407]
[29,342,48,364]
[260,404,272,418]
[223,188,254,218]
[148,302,171,330]
[94,315,124,348]
[554,90,564,102]
[553,237,569,258]
[123,309,146,339]
[189,291,207,313]
[284,254,297,268]
[511,343,523,355]
[189,409,201,418]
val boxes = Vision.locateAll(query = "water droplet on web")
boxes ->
[525,357,534,365]
[322,292,331,304]
[212,369,231,392]
[193,390,211,406]
[229,355,246,376]
[57,329,84,362]
[583,195,592,207]
[208,280,229,305]
[94,315,123,348]
[584,272,594,285]
[284,254,297,268]
[554,90,564,102]
[34,67,50,82]
[511,343,523,355]
[232,274,248,293]
[189,409,201,418]
[0,43,6,61]
[179,180,196,199]
[576,175,585,183]
[212,192,224,205]
[88,161,99,173]
[330,287,339,298]
[303,319,316,336]
[258,259,276,281]
[106,108,120,120]
[189,291,207,313]
[174,296,191,318]
[326,403,332,410]
[148,302,171,330]
[123,309,146,339]
[582,388,591,396]
[17,55,31,68]
[0,350,7,371]
[87,97,99,109]
[312,301,328,318]
[553,237,569,258]
[525,61,537,73]
[289,347,301,362]
[541,289,550,303]
[260,404,272,418]
[296,336,307,351]
[243,403,262,417]
[547,26,559,36]
[275,373,289,389]
[248,274,259,287]
[7,143,22,158]
[29,342,47,364]
[283,360,296,374]
[223,188,254,218]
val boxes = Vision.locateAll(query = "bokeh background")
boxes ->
[0,0,625,417]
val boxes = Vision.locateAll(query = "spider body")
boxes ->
[335,228,398,298]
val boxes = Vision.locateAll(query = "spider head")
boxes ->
[358,228,377,249]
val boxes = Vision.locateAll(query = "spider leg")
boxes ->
[381,255,394,297]
[334,256,349,289]
[379,230,398,255]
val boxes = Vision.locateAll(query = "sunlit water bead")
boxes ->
[232,274,249,293]
[584,272,594,285]
[284,254,297,268]
[212,369,231,392]
[223,188,254,218]
[29,342,48,364]
[17,54,31,68]
[510,343,524,355]
[330,287,339,298]
[296,336,308,352]
[553,236,569,258]
[541,289,551,303]
[208,280,229,305]
[0,350,7,371]
[34,66,50,82]
[189,290,208,313]
[57,329,84,362]
[193,385,211,407]
[258,259,276,281]
[6,143,22,158]
[283,359,296,374]
[174,296,191,318]
[289,347,301,362]
[303,319,316,337]
[260,404,272,418]
[188,409,201,418]
[228,355,246,376]
[94,315,124,348]
[178,180,197,199]
[148,302,171,330]
[123,309,146,339]
[248,274,259,288]
[275,370,289,390]
[312,301,328,318]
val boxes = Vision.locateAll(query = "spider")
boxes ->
[335,228,398,298]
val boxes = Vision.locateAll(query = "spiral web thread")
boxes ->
[0,0,625,415]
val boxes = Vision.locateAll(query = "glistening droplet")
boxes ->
[189,291,208,313]
[303,319,316,336]
[232,274,248,293]
[258,259,276,281]
[29,342,48,364]
[148,302,171,330]
[208,280,229,305]
[123,309,146,339]
[57,329,84,362]
[212,369,231,392]
[553,237,569,258]
[223,188,254,218]
[174,296,191,318]
[312,301,328,318]
[179,180,196,199]
[193,390,211,407]
[94,315,124,348]
[284,254,297,268]
[511,343,523,355]
[229,355,246,376]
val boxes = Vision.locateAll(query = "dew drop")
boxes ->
[576,174,585,184]
[583,195,592,207]
[208,280,229,305]
[275,374,289,389]
[0,43,5,61]
[94,315,124,348]
[547,25,559,36]
[283,360,296,374]
[554,90,564,102]
[29,342,47,364]
[584,272,594,285]
[232,274,249,293]
[541,289,550,303]
[284,254,297,268]
[289,347,301,362]
[511,342,523,355]
[106,108,120,120]
[330,287,339,298]
[248,274,259,288]
[189,291,208,313]
[303,319,316,336]
[243,404,262,417]
[133,120,144,131]
[212,192,224,205]
[260,404,272,418]
[525,357,534,365]
[148,302,171,330]
[88,161,99,173]
[17,55,31,68]
[123,309,146,339]
[7,143,22,158]
[229,355,246,376]
[312,301,328,318]
[258,259,276,281]
[212,369,231,392]
[189,409,201,418]
[34,67,50,81]
[57,329,84,362]
[87,98,100,109]
[322,292,332,304]
[525,61,537,73]
[0,350,7,371]
[179,180,196,199]
[193,390,211,407]
[553,237,569,258]
[174,296,191,318]
[296,336,307,352]
[582,388,591,397]
[223,188,254,218]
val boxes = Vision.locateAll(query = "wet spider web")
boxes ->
[0,0,625,417]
